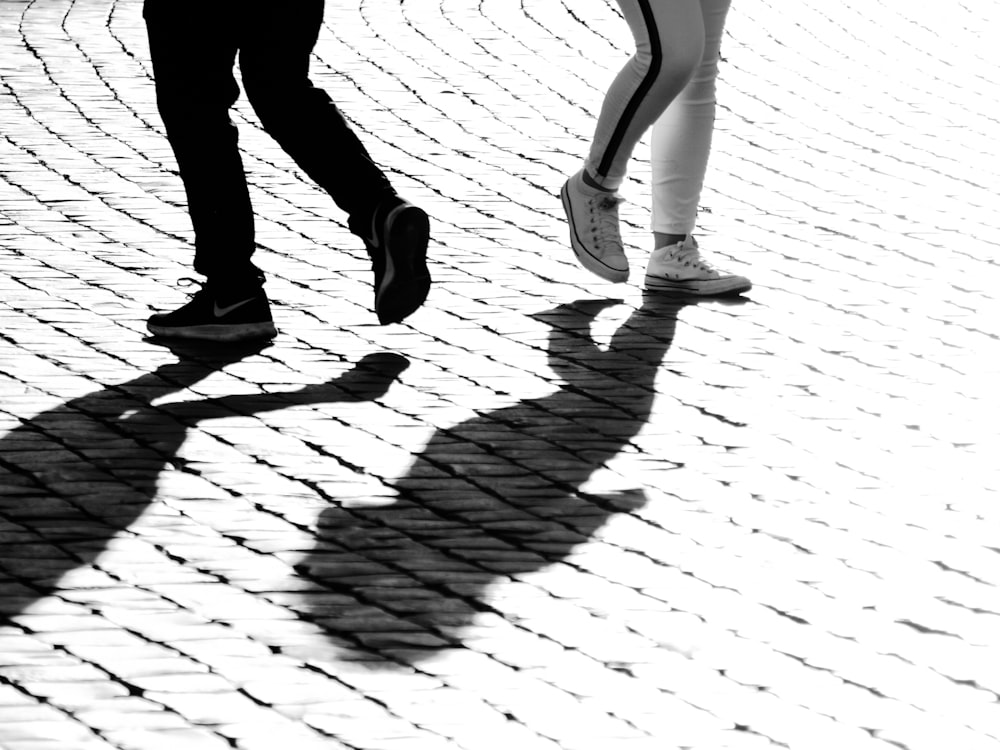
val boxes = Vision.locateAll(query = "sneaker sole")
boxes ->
[147,321,277,342]
[644,275,752,296]
[375,204,431,325]
[560,181,629,283]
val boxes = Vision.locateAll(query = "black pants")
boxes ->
[144,0,396,289]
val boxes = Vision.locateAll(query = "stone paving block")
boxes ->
[102,728,233,750]
[0,721,117,750]
[301,700,452,749]
[224,722,351,750]
[75,696,197,733]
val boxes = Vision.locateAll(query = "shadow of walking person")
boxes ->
[0,343,409,619]
[300,294,717,664]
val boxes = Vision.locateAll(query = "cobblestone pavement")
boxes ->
[1,1,998,748]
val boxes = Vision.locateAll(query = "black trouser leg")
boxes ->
[238,0,396,237]
[144,0,262,290]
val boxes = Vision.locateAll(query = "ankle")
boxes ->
[654,232,688,250]
[580,169,615,193]
[212,277,265,304]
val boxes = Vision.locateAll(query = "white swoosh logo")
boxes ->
[213,298,255,318]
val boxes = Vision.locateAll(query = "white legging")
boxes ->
[584,0,732,235]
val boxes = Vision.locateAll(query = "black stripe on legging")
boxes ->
[597,0,663,178]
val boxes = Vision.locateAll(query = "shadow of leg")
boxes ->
[299,298,699,665]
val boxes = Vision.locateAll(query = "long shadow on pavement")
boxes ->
[301,294,737,664]
[0,343,409,619]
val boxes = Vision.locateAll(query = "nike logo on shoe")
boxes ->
[213,297,256,318]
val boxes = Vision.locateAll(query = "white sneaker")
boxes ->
[560,171,629,282]
[645,235,751,295]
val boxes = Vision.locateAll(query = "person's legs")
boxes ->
[143,0,262,292]
[650,0,731,242]
[144,0,275,341]
[562,0,705,283]
[237,0,396,230]
[585,0,706,191]
[643,0,750,296]
[238,0,430,324]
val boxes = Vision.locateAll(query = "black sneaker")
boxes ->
[147,282,277,342]
[362,197,431,325]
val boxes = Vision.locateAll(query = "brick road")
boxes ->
[1,1,998,748]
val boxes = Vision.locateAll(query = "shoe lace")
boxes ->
[177,277,212,299]
[671,239,716,271]
[587,193,623,241]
